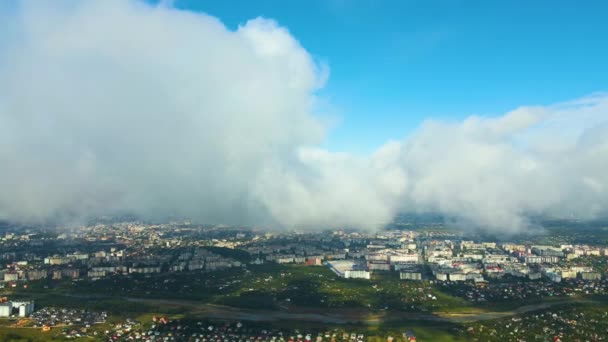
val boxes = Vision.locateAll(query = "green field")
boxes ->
[3,263,608,341]
[6,264,474,313]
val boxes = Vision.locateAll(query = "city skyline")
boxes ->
[3,2,608,341]
[0,1,606,233]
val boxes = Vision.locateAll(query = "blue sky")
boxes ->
[173,0,608,153]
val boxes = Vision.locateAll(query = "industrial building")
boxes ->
[326,260,370,279]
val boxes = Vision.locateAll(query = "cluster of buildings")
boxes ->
[1,221,607,289]
[30,307,107,328]
[244,236,348,266]
[244,231,424,281]
[457,277,608,303]
[102,318,373,342]
[313,233,607,286]
[0,297,34,317]
[169,248,242,273]
[1,245,242,285]
[417,240,604,284]
[462,305,608,341]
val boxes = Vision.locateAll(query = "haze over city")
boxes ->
[4,2,608,341]
[1,0,607,233]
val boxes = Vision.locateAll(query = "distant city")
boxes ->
[2,0,608,340]
[1,218,608,340]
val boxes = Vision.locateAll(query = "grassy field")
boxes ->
[0,311,468,342]
[7,263,588,315]
[5,263,608,341]
[5,264,475,313]
[2,300,608,342]
[206,264,472,312]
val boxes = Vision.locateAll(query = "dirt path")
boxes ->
[435,298,598,323]
[125,297,600,325]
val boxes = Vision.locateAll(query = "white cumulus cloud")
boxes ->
[0,0,607,233]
